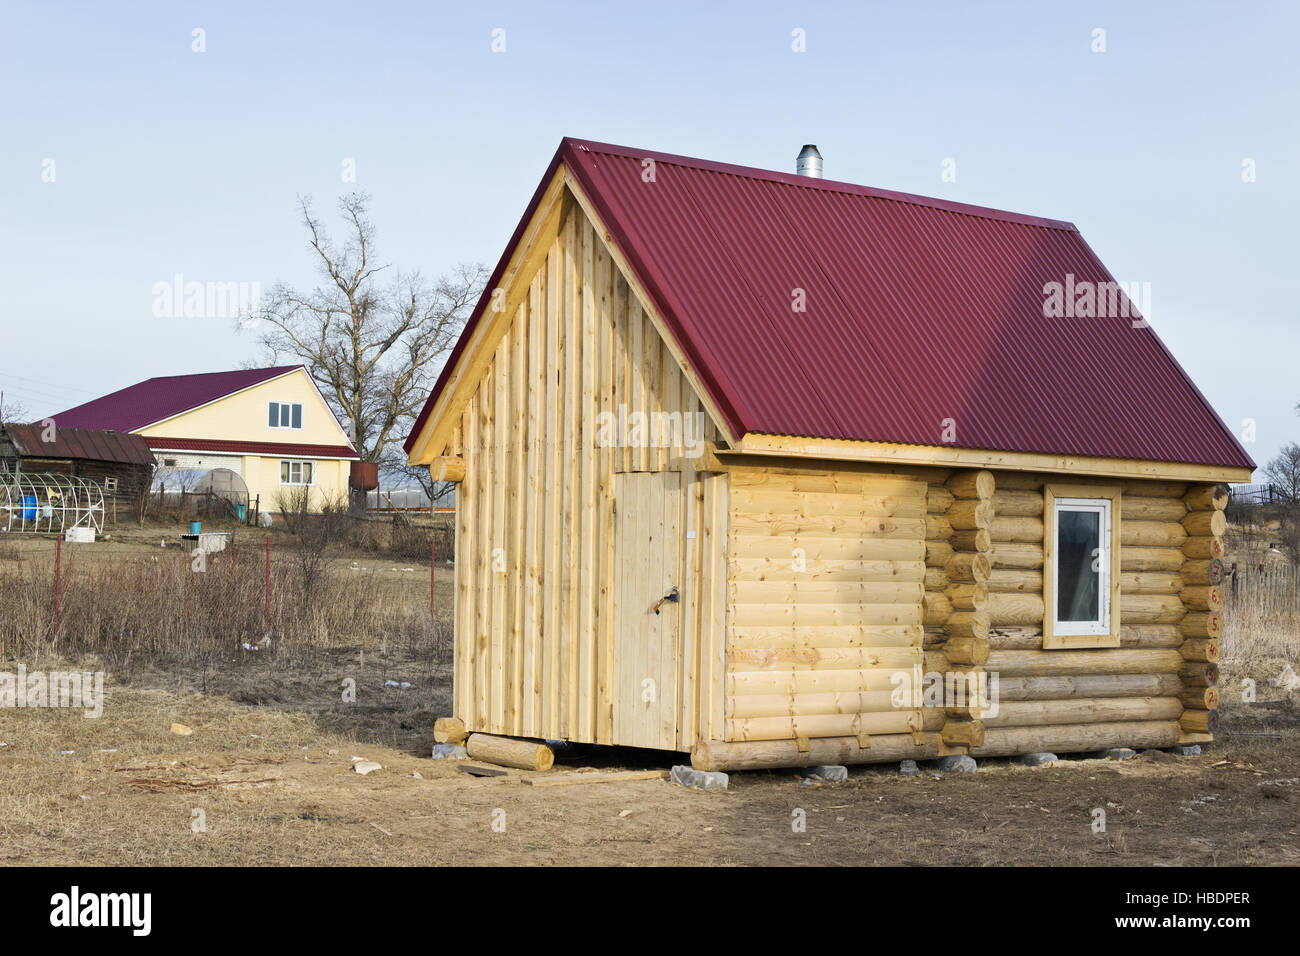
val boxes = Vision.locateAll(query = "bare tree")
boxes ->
[377,444,456,508]
[252,192,486,468]
[0,394,29,425]
[1263,443,1300,503]
[1262,439,1300,563]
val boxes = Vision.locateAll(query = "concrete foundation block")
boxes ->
[1171,744,1202,756]
[899,759,920,777]
[670,765,729,791]
[1097,748,1137,761]
[935,755,977,773]
[431,744,468,759]
[1017,752,1059,767]
[801,765,848,783]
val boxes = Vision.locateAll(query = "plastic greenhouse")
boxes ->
[0,472,105,534]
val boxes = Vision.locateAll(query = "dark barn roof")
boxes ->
[2,424,156,467]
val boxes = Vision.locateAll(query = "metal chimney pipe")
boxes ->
[796,144,823,178]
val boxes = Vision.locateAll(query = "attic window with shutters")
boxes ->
[268,402,303,430]
[1043,484,1121,649]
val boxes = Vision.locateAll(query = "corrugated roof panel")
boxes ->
[5,424,156,466]
[50,366,303,433]
[407,137,1252,471]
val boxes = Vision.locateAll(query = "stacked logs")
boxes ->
[1177,483,1227,740]
[987,478,1047,632]
[930,470,995,750]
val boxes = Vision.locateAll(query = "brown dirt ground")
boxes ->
[1,651,1297,866]
[0,523,1297,866]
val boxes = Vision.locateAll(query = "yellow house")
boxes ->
[52,365,359,512]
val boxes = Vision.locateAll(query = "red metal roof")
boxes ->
[407,138,1253,471]
[51,366,304,433]
[145,437,359,459]
[3,424,156,466]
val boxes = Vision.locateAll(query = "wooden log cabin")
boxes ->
[404,139,1253,771]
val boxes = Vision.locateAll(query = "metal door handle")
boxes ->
[652,586,680,615]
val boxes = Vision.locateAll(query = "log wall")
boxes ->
[703,467,1217,767]
[723,467,938,754]
[972,475,1206,754]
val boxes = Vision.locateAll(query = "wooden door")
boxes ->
[612,472,682,750]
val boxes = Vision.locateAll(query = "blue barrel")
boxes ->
[21,495,37,520]
[190,520,202,534]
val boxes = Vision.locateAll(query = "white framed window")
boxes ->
[104,477,119,492]
[268,402,303,430]
[1044,484,1121,649]
[280,460,314,485]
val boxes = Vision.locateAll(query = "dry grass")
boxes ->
[0,536,451,677]
[1222,523,1300,698]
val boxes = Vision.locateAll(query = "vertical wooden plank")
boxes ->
[560,209,580,740]
[621,474,646,745]
[661,472,682,749]
[654,336,673,472]
[577,219,599,742]
[712,475,730,742]
[698,473,713,744]
[613,276,629,476]
[678,471,702,749]
[628,300,645,472]
[475,368,493,732]
[543,237,563,738]
[610,474,624,744]
[508,299,527,736]
[642,473,660,749]
[596,248,618,743]
[490,336,508,732]
[488,340,506,738]
[456,397,476,727]
[640,310,657,473]
[523,271,544,738]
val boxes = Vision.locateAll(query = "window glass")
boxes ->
[279,460,312,485]
[1057,508,1101,623]
[269,403,278,427]
[291,404,302,429]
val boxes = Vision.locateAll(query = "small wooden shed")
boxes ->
[0,423,156,521]
[405,139,1253,771]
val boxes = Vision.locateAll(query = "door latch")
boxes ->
[652,586,680,615]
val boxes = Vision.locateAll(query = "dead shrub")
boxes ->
[0,544,451,673]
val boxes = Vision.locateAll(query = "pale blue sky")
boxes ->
[1,0,1296,471]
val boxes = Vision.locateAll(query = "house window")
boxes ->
[104,477,119,492]
[269,402,303,430]
[1043,484,1121,649]
[280,460,314,485]
[162,458,177,468]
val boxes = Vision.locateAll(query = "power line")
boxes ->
[0,370,100,396]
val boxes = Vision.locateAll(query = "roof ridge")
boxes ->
[142,364,302,383]
[561,137,1080,232]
